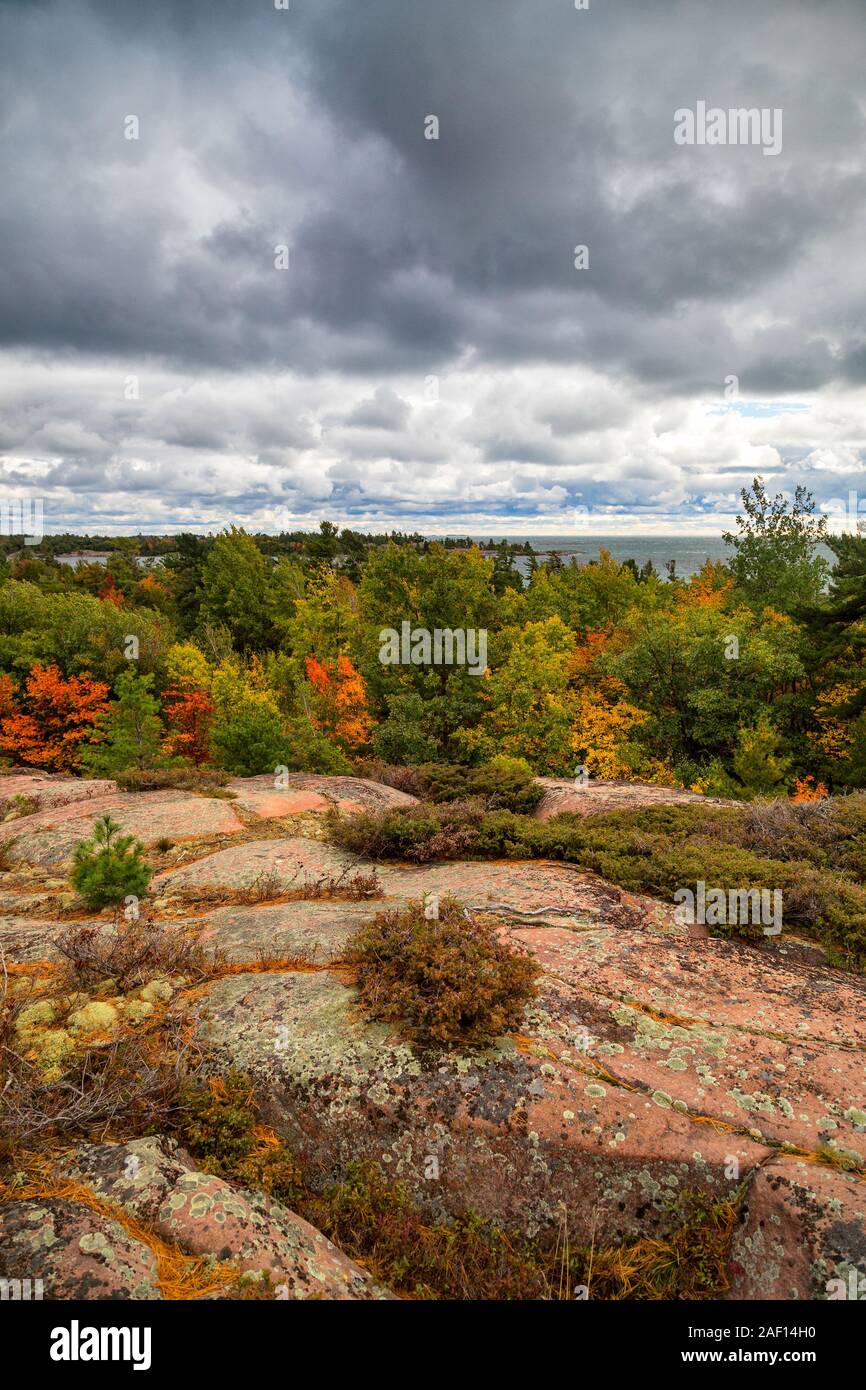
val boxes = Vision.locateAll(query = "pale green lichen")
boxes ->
[68,1000,119,1036]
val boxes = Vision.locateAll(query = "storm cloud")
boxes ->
[1,0,865,534]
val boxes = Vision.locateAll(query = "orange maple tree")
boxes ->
[0,663,110,771]
[163,685,214,765]
[791,775,828,804]
[99,575,124,608]
[304,654,372,749]
[0,673,17,722]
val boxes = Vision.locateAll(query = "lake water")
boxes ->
[469,534,838,582]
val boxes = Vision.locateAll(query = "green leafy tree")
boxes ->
[72,814,152,909]
[199,527,274,651]
[464,617,575,773]
[283,715,354,773]
[372,692,440,764]
[209,658,287,774]
[723,477,828,614]
[0,580,169,682]
[211,701,288,776]
[606,603,804,776]
[359,542,497,758]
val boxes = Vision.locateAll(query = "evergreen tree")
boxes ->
[805,533,866,713]
[80,669,173,776]
[72,814,152,909]
[165,533,210,636]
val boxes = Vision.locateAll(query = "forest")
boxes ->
[1,477,864,801]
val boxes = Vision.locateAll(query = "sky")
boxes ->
[1,0,865,538]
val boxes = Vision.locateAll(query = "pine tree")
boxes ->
[731,714,793,795]
[72,814,152,909]
[80,668,173,776]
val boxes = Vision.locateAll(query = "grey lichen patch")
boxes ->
[196,971,419,1101]
[729,1087,776,1116]
[78,1229,117,1263]
[610,1001,729,1062]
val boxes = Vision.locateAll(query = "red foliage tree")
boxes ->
[0,663,110,771]
[163,685,214,765]
[99,574,124,608]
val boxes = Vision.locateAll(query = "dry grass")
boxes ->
[0,1159,240,1299]
[0,1015,203,1151]
[172,863,382,910]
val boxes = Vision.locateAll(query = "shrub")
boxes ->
[347,896,540,1047]
[0,1014,196,1150]
[326,796,866,966]
[417,760,544,813]
[71,814,152,910]
[327,799,486,862]
[174,1072,301,1203]
[113,765,229,793]
[56,914,210,992]
[352,760,428,797]
[356,759,542,812]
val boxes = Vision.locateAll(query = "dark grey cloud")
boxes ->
[1,0,865,532]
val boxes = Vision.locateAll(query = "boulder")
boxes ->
[226,773,418,819]
[727,1156,866,1299]
[534,777,731,821]
[56,1137,391,1300]
[188,877,866,1292]
[0,1198,161,1300]
[0,791,245,868]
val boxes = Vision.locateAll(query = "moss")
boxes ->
[22,1027,75,1079]
[17,1000,57,1031]
[173,1072,302,1205]
[138,979,175,1004]
[120,999,154,1025]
